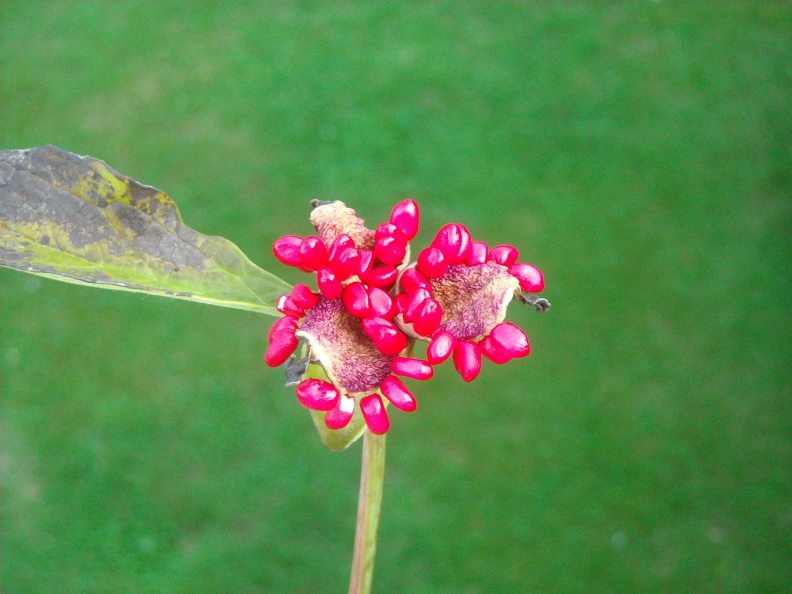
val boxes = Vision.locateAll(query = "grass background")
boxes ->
[1,1,790,592]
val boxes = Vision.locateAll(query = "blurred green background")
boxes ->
[2,2,790,592]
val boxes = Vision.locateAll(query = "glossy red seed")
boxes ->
[394,293,409,316]
[317,267,343,299]
[489,322,530,358]
[427,330,456,364]
[264,316,299,367]
[360,394,390,434]
[374,235,407,266]
[362,317,407,355]
[480,335,511,364]
[276,294,304,318]
[342,282,371,318]
[368,287,394,318]
[412,298,443,337]
[296,378,340,411]
[432,224,471,265]
[403,288,431,322]
[453,340,482,382]
[331,246,362,279]
[375,222,407,242]
[325,394,355,430]
[327,234,355,261]
[417,247,449,279]
[290,284,320,310]
[466,240,489,266]
[299,236,328,270]
[357,250,374,278]
[509,263,545,293]
[363,266,398,288]
[390,199,420,240]
[488,244,519,266]
[399,268,431,294]
[392,357,434,380]
[381,376,417,412]
[272,235,303,267]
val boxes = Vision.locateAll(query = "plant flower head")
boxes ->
[265,200,549,439]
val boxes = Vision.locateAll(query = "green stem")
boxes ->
[348,431,387,594]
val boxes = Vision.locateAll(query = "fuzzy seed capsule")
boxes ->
[296,378,340,411]
[360,394,390,434]
[453,340,482,382]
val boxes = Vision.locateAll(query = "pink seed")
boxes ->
[403,288,431,322]
[264,316,299,367]
[412,298,443,337]
[357,249,374,278]
[389,199,420,240]
[290,284,320,310]
[362,317,407,355]
[392,357,434,380]
[480,335,511,364]
[489,322,530,358]
[272,235,304,267]
[327,234,355,261]
[394,294,409,316]
[375,222,407,243]
[296,378,340,411]
[325,394,355,430]
[374,235,407,266]
[417,247,449,279]
[399,268,431,294]
[276,294,304,318]
[432,223,471,265]
[331,246,362,279]
[299,235,328,270]
[466,240,489,266]
[488,244,519,266]
[317,267,343,299]
[368,287,394,319]
[427,330,456,364]
[453,340,482,382]
[342,282,371,318]
[360,394,390,434]
[509,263,545,293]
[381,375,417,412]
[363,266,398,288]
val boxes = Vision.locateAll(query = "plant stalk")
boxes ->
[348,431,387,594]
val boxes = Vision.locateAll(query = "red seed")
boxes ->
[374,235,407,266]
[399,268,431,294]
[357,249,374,278]
[509,263,545,293]
[466,240,489,266]
[360,394,390,434]
[453,340,482,382]
[432,223,471,265]
[327,234,355,261]
[272,235,303,267]
[489,322,530,358]
[394,294,409,316]
[296,378,340,411]
[488,244,519,266]
[325,394,355,430]
[276,294,304,318]
[389,199,420,240]
[342,282,371,318]
[363,266,398,288]
[417,247,449,279]
[392,357,434,380]
[375,222,407,243]
[381,375,417,412]
[403,288,431,322]
[362,317,407,355]
[427,330,456,364]
[368,287,394,319]
[317,267,343,299]
[331,246,362,279]
[412,298,443,337]
[290,284,320,310]
[299,236,328,270]
[264,316,299,367]
[480,335,511,364]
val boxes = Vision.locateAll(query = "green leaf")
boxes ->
[305,362,367,451]
[0,146,290,315]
